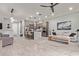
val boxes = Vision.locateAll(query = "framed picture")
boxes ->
[57,21,71,30]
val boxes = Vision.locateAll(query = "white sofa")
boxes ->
[48,35,70,44]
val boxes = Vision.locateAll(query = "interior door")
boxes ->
[12,22,20,37]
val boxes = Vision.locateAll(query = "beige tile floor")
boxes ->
[0,37,79,56]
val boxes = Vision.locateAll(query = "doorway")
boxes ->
[12,22,20,37]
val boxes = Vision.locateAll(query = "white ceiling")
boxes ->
[0,3,79,21]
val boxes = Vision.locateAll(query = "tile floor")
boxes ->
[0,37,79,56]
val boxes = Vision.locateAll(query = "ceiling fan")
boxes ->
[11,8,14,13]
[40,3,59,13]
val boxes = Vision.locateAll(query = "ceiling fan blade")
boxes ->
[50,6,54,12]
[53,3,59,6]
[40,5,51,7]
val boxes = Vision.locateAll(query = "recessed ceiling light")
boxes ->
[36,12,39,15]
[51,13,54,16]
[45,16,47,18]
[29,16,33,19]
[69,7,73,11]
[30,16,33,18]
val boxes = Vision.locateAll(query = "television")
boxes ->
[0,23,2,29]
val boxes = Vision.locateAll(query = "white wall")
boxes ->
[12,22,20,36]
[49,12,79,35]
[0,16,25,37]
[12,20,24,37]
[0,17,13,36]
